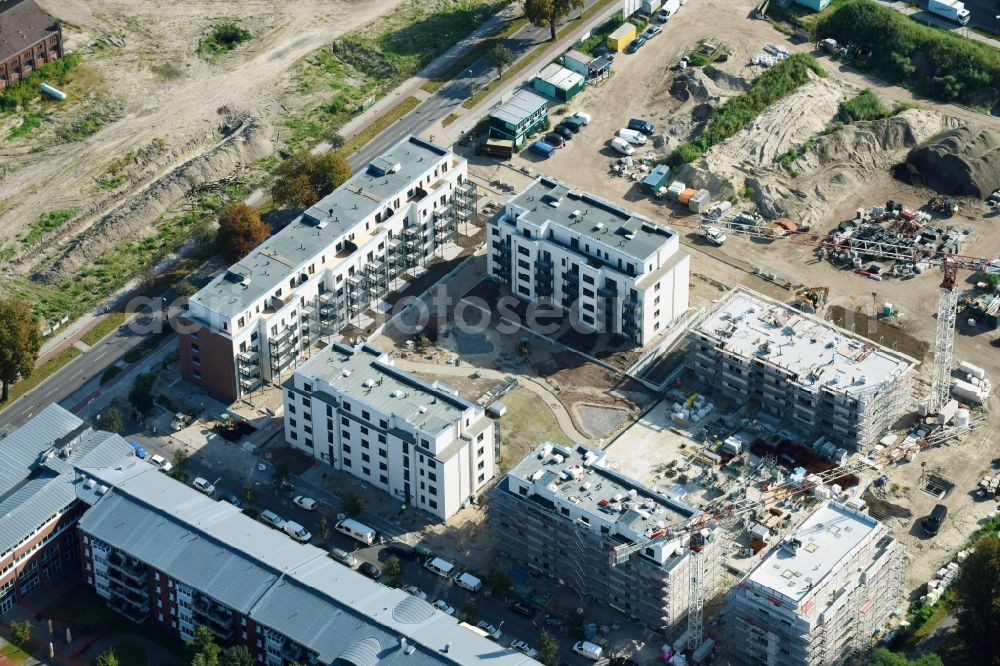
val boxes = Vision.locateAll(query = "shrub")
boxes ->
[836,89,889,123]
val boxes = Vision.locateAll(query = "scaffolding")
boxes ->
[930,261,959,414]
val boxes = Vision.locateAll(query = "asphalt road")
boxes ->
[349,0,605,171]
[881,0,1000,36]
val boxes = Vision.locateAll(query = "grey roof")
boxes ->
[0,0,58,62]
[293,342,479,435]
[0,404,137,556]
[509,176,675,262]
[190,135,451,319]
[79,467,539,666]
[490,89,548,126]
[534,64,583,91]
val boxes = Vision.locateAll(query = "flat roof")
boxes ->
[79,468,538,665]
[509,176,675,262]
[746,502,885,606]
[506,442,698,540]
[190,135,451,319]
[535,64,583,91]
[693,289,917,395]
[490,89,548,126]
[293,342,477,436]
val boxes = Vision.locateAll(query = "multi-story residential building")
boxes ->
[179,135,476,403]
[489,442,719,633]
[283,342,496,520]
[0,0,63,91]
[0,404,135,615]
[729,502,904,665]
[78,462,539,666]
[689,287,918,452]
[487,176,690,346]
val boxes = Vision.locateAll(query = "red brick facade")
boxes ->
[178,318,238,403]
[0,0,63,91]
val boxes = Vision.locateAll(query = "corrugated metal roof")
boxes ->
[0,404,82,496]
[490,89,548,127]
[0,474,75,554]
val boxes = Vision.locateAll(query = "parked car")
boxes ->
[617,128,647,145]
[219,490,242,507]
[402,585,427,600]
[432,599,455,615]
[358,562,381,580]
[701,226,727,246]
[571,111,592,125]
[922,504,948,536]
[643,25,662,39]
[476,621,502,641]
[383,541,417,560]
[455,572,482,592]
[625,36,647,53]
[170,413,191,431]
[149,454,173,472]
[552,124,573,140]
[260,509,286,530]
[293,495,318,511]
[610,137,635,156]
[330,548,357,568]
[127,441,148,459]
[628,118,655,134]
[283,520,311,543]
[574,641,603,661]
[528,140,556,158]
[191,477,215,495]
[559,116,585,133]
[510,640,538,658]
[657,8,671,21]
[992,336,1000,348]
[510,602,534,617]
[543,132,565,147]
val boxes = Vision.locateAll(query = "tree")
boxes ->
[325,132,345,150]
[96,407,125,433]
[242,481,256,506]
[272,462,291,494]
[953,535,1000,663]
[95,648,120,666]
[271,152,352,210]
[384,555,402,587]
[342,489,362,517]
[487,43,515,77]
[461,597,477,623]
[215,204,269,262]
[869,649,943,666]
[523,0,583,41]
[485,568,512,598]
[187,625,220,666]
[220,645,252,666]
[128,372,156,417]
[0,299,42,403]
[537,630,558,666]
[316,516,331,545]
[9,620,31,648]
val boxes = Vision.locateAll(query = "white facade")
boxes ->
[283,342,496,520]
[730,502,904,665]
[487,176,689,345]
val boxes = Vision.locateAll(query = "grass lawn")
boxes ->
[498,388,573,471]
[342,96,420,156]
[0,644,34,663]
[81,312,128,346]
[111,642,148,666]
[0,347,82,412]
[420,15,529,94]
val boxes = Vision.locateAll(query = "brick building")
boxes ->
[0,0,63,90]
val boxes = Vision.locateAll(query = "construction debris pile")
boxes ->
[920,550,973,607]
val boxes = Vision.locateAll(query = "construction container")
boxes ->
[959,361,986,380]
[678,188,698,205]
[691,638,715,665]
[607,23,637,52]
[952,379,986,404]
[688,189,711,213]
[641,164,671,195]
[666,181,686,201]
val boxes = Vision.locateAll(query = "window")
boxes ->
[342,416,350,426]
[362,453,370,463]
[360,426,369,435]
[362,467,371,476]
[478,473,485,483]
[362,410,370,421]
[288,404,296,414]
[428,472,437,482]
[343,444,352,454]
[193,369,202,379]
[518,285,530,296]
[518,259,530,269]
[344,459,352,468]
[380,475,388,484]
[583,274,595,284]
[289,431,298,441]
[289,418,297,428]
[191,344,200,353]
[378,434,387,444]
[379,462,388,471]
[303,382,312,392]
[343,402,351,412]
[379,449,387,458]
[517,246,529,256]
[478,461,485,470]
[304,438,313,448]
[428,486,437,496]
[380,419,388,429]
[477,446,484,457]
[428,499,437,510]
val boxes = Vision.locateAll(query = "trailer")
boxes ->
[642,164,671,195]
[928,0,970,24]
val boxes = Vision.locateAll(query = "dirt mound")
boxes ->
[36,109,274,283]
[904,126,1000,198]
[330,40,396,79]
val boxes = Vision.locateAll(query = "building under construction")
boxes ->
[689,288,919,452]
[489,442,720,633]
[729,501,905,665]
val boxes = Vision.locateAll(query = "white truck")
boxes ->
[658,0,681,20]
[928,0,970,25]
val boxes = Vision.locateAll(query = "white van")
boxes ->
[610,137,635,156]
[335,518,376,545]
[424,557,456,579]
[455,572,482,592]
[573,641,603,660]
[617,128,647,145]
[283,520,311,543]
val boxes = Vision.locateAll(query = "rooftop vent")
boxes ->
[418,406,428,414]
[342,369,353,378]
[83,478,96,490]
[594,222,605,231]
[97,485,110,495]
[364,379,376,389]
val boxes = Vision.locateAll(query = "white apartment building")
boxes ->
[486,176,689,345]
[283,342,496,520]
[730,502,905,665]
[179,135,476,402]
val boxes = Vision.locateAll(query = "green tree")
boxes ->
[0,298,42,403]
[242,481,256,506]
[272,462,291,494]
[384,555,402,587]
[342,489,362,517]
[316,516,331,545]
[220,645,252,666]
[461,597,477,623]
[128,372,156,417]
[485,568,512,598]
[94,648,120,666]
[523,0,584,41]
[9,620,31,648]
[96,407,125,433]
[216,204,269,262]
[953,535,1000,663]
[537,630,558,666]
[271,152,352,209]
[869,648,943,666]
[187,625,220,666]
[487,43,515,77]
